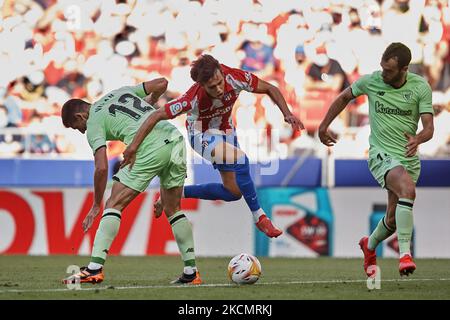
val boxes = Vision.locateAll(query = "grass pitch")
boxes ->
[0,256,449,300]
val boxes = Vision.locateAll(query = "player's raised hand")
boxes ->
[405,132,419,157]
[318,126,337,146]
[144,93,158,106]
[120,144,138,170]
[83,206,100,233]
[284,114,305,131]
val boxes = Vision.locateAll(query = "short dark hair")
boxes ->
[190,54,221,84]
[61,98,90,127]
[382,42,411,69]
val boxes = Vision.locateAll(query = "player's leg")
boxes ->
[219,170,242,198]
[88,181,140,267]
[368,190,397,249]
[183,171,242,201]
[160,187,201,285]
[385,166,417,276]
[155,187,239,218]
[213,141,282,238]
[64,140,170,285]
[184,132,281,238]
[385,190,398,229]
[212,141,257,214]
[63,181,140,284]
[156,176,239,217]
[183,133,242,202]
[159,136,201,284]
[360,149,402,276]
[359,190,397,276]
[153,187,164,218]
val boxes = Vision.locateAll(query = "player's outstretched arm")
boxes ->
[253,78,304,131]
[120,107,169,169]
[143,78,168,105]
[83,146,108,232]
[318,86,354,146]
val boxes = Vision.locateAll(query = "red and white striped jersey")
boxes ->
[164,64,259,134]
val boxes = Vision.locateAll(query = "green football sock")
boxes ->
[168,211,196,268]
[90,208,121,265]
[368,215,395,250]
[396,198,414,257]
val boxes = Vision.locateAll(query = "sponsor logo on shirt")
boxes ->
[224,92,233,101]
[376,91,385,96]
[375,101,412,116]
[169,102,183,115]
[198,105,233,119]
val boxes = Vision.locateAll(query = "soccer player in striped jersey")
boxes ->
[121,55,304,238]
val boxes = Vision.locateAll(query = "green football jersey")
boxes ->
[86,84,182,154]
[351,71,433,160]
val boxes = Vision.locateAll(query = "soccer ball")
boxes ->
[227,253,262,284]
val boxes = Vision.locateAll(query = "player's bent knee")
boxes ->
[105,198,123,211]
[399,185,416,200]
[231,192,242,200]
[223,185,242,200]
[164,205,181,217]
[225,191,242,201]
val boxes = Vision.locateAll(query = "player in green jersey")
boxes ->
[318,43,434,277]
[61,78,202,285]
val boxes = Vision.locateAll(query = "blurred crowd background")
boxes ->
[0,0,449,162]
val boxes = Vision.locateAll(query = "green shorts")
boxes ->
[114,136,186,192]
[368,147,420,189]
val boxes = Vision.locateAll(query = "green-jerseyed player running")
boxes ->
[61,78,202,285]
[319,43,434,277]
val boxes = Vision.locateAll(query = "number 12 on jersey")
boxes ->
[109,93,154,121]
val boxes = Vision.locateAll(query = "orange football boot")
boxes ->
[399,254,416,276]
[256,215,282,238]
[62,267,104,285]
[359,236,377,277]
[171,271,202,285]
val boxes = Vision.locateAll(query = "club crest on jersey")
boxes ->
[403,91,413,102]
[201,136,215,149]
[244,72,252,83]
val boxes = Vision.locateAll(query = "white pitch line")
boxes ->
[1,278,450,294]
